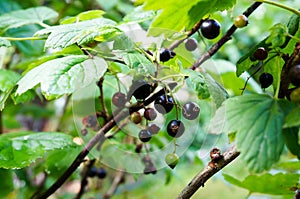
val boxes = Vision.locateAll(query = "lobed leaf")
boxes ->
[16,55,108,99]
[0,132,76,169]
[34,18,121,49]
[0,69,20,110]
[123,6,156,24]
[143,0,235,36]
[210,94,287,172]
[60,10,105,24]
[0,7,58,32]
[223,173,299,196]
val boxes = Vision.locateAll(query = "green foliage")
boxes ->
[223,173,299,196]
[34,18,121,49]
[16,55,108,99]
[210,94,295,172]
[0,7,58,32]
[60,10,106,24]
[282,128,300,159]
[0,69,20,110]
[0,37,11,47]
[143,0,236,36]
[0,169,13,197]
[0,132,76,169]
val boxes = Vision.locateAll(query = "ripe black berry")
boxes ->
[185,38,198,51]
[131,111,142,124]
[259,73,273,88]
[288,64,300,86]
[112,92,127,107]
[182,102,200,120]
[82,115,98,129]
[147,123,160,135]
[88,167,98,177]
[154,95,174,114]
[144,108,157,121]
[200,19,221,40]
[253,47,268,61]
[167,120,185,138]
[160,49,176,62]
[138,129,152,142]
[97,168,107,179]
[129,79,152,100]
[234,15,248,28]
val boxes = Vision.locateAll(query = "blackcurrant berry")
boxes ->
[234,15,248,28]
[144,108,157,121]
[288,64,300,86]
[138,129,152,142]
[160,49,176,62]
[182,102,200,120]
[147,123,160,135]
[185,38,198,51]
[253,47,268,61]
[88,167,98,177]
[97,168,107,179]
[200,19,221,40]
[165,153,179,169]
[82,115,98,128]
[259,72,273,88]
[167,120,185,138]
[129,79,152,100]
[112,92,127,107]
[154,95,174,114]
[130,112,142,124]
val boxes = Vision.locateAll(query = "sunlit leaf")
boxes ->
[35,18,121,49]
[0,132,76,169]
[60,10,105,24]
[16,55,108,99]
[0,7,58,32]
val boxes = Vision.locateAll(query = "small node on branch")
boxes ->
[208,148,224,168]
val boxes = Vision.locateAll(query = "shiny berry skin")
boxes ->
[129,79,152,100]
[147,123,160,135]
[154,95,174,114]
[253,47,268,61]
[97,168,107,179]
[160,49,176,62]
[288,64,300,86]
[200,19,221,39]
[131,112,142,124]
[88,167,98,177]
[259,73,273,88]
[234,15,248,28]
[165,153,179,169]
[182,102,200,120]
[138,129,152,142]
[112,92,126,107]
[185,38,198,51]
[167,120,185,138]
[144,108,157,121]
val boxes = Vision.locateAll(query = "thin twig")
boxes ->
[97,77,109,121]
[191,2,262,70]
[103,170,126,199]
[176,145,240,199]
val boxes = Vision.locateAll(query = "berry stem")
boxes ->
[191,2,262,70]
[3,36,45,41]
[274,56,282,99]
[255,0,300,17]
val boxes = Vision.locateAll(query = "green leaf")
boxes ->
[0,7,58,32]
[118,51,155,75]
[283,128,300,159]
[113,34,134,50]
[284,107,300,128]
[223,173,299,196]
[16,55,108,99]
[266,23,288,47]
[210,94,286,172]
[35,18,121,49]
[0,169,13,197]
[123,6,156,24]
[144,0,235,36]
[0,132,76,169]
[185,69,210,99]
[0,69,20,110]
[0,37,11,47]
[60,10,106,24]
